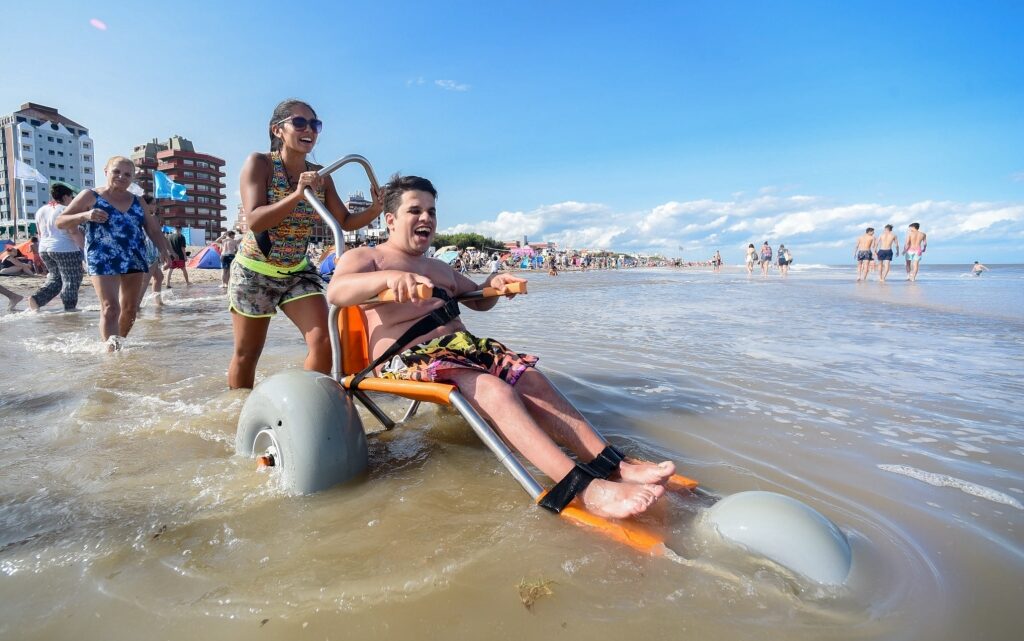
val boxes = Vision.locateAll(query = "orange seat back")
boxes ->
[340,306,371,376]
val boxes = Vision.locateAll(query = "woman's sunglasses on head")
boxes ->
[276,116,323,133]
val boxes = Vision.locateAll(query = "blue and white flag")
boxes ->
[153,170,188,201]
[14,159,48,183]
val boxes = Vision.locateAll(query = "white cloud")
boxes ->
[1012,172,1024,182]
[435,79,470,92]
[442,193,1024,261]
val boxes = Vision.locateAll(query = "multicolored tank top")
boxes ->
[238,152,325,275]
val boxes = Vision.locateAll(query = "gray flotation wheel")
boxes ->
[236,370,368,494]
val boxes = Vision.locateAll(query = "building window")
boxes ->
[83,142,91,149]
[22,144,31,152]
[58,151,64,157]
[49,150,55,155]
[84,155,92,161]
[21,130,29,137]
[85,180,93,186]
[84,167,92,174]
[184,159,195,166]
[49,162,55,168]
[26,199,35,206]
[25,185,34,192]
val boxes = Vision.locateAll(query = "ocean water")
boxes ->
[1,264,1021,641]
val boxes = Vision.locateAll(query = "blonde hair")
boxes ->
[104,155,135,171]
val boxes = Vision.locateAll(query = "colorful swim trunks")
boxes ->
[856,250,873,262]
[381,331,538,385]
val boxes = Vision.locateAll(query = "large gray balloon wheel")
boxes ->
[236,370,368,494]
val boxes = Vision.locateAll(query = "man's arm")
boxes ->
[327,248,434,307]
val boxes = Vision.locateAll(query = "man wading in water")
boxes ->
[327,175,674,519]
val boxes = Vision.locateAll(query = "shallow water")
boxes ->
[1,265,1022,641]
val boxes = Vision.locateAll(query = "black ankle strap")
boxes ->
[538,464,597,513]
[586,445,625,479]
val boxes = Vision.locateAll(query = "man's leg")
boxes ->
[512,368,674,484]
[910,258,921,281]
[165,266,173,288]
[182,265,190,285]
[443,368,664,519]
[28,251,62,310]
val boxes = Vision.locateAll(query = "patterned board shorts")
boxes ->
[381,330,539,386]
[228,259,324,318]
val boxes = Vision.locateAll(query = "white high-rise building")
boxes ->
[0,103,95,238]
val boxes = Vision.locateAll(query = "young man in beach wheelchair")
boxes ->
[325,175,675,519]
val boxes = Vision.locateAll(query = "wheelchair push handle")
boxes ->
[370,281,527,303]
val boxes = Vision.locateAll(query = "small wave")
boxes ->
[878,464,1023,509]
[788,264,838,271]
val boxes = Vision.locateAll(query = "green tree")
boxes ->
[432,232,505,253]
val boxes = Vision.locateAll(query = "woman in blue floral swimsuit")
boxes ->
[58,156,171,348]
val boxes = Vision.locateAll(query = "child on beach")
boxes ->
[227,98,383,389]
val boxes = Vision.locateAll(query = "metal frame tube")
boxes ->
[449,391,544,500]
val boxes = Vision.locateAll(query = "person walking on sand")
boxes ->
[873,224,900,282]
[759,241,772,276]
[214,230,239,288]
[28,182,85,311]
[137,196,165,308]
[854,227,875,281]
[57,156,172,348]
[744,244,757,275]
[904,222,927,282]
[227,98,383,389]
[165,225,190,288]
[972,261,989,276]
[777,244,792,276]
[328,174,674,519]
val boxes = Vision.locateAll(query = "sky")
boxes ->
[3,1,1022,264]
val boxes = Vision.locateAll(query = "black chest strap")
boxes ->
[350,287,461,390]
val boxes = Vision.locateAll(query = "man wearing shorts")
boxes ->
[904,222,927,282]
[165,225,190,287]
[874,224,900,283]
[854,227,875,282]
[327,175,674,520]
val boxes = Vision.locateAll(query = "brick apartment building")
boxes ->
[132,135,226,243]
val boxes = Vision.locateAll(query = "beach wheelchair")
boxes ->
[235,155,853,586]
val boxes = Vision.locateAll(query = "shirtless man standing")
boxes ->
[904,222,927,282]
[327,175,673,519]
[854,227,875,282]
[874,224,900,282]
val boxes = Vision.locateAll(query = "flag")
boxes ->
[153,170,188,201]
[14,159,48,183]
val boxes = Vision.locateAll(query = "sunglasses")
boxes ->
[275,116,323,133]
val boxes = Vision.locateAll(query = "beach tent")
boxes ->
[187,244,221,269]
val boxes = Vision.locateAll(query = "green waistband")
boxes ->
[235,254,309,277]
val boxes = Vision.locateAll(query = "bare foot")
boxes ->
[7,294,23,311]
[580,479,665,519]
[28,296,38,311]
[617,459,675,485]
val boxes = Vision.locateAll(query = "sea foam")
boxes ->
[878,464,1023,510]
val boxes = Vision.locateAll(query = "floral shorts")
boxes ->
[228,260,323,318]
[381,331,538,385]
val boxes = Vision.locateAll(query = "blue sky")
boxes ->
[3,1,1022,263]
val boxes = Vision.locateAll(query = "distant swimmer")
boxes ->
[874,224,900,283]
[904,222,927,282]
[744,244,757,275]
[972,261,989,276]
[854,227,875,282]
[712,250,723,273]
